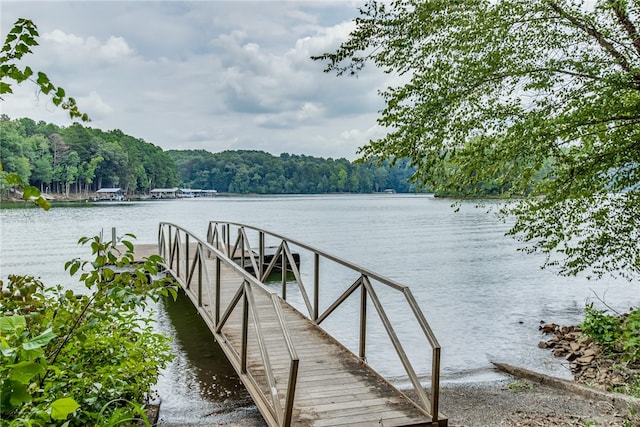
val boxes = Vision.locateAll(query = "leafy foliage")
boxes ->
[313,0,640,279]
[581,304,640,397]
[581,303,623,345]
[0,234,178,425]
[582,304,640,363]
[1,18,90,210]
[1,18,89,122]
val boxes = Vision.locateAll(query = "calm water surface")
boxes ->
[2,194,638,424]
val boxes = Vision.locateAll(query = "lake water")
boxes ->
[1,194,638,424]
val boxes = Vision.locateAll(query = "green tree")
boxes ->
[56,150,80,197]
[0,118,31,181]
[31,154,53,192]
[167,148,418,194]
[79,154,103,195]
[314,0,640,279]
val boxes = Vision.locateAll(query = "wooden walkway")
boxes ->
[133,225,446,426]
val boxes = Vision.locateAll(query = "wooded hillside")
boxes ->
[1,116,419,195]
[168,149,418,194]
[0,116,178,195]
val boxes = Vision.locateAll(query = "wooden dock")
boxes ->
[132,223,446,426]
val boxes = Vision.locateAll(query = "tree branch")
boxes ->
[546,1,637,77]
[606,0,640,58]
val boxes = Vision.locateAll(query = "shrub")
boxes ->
[0,234,178,425]
[580,303,622,346]
[581,303,640,364]
[620,309,640,363]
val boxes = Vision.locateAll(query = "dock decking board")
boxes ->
[132,243,442,426]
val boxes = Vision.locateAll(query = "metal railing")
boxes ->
[158,222,299,427]
[206,221,443,421]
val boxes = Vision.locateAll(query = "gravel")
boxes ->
[440,376,637,427]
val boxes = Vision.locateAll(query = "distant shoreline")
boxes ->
[0,191,436,209]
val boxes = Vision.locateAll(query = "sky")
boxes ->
[1,1,392,160]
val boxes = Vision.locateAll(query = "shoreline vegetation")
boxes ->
[539,315,640,399]
[0,236,178,425]
[0,189,434,209]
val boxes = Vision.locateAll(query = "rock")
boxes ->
[539,316,640,401]
[576,355,595,365]
[566,331,581,341]
[582,367,597,379]
[539,323,559,333]
[566,352,579,362]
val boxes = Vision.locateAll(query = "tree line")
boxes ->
[1,116,422,196]
[168,149,419,194]
[0,116,178,196]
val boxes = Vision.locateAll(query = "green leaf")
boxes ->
[22,185,40,200]
[0,344,16,358]
[102,268,115,281]
[122,240,134,252]
[147,254,163,262]
[21,345,44,362]
[34,196,51,211]
[68,262,80,276]
[0,81,12,94]
[23,327,56,350]
[50,397,80,420]
[8,380,31,407]
[8,361,45,383]
[0,315,26,333]
[5,172,24,186]
[36,71,49,86]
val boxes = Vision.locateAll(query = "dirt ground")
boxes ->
[439,377,637,427]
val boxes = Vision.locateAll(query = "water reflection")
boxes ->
[156,291,265,425]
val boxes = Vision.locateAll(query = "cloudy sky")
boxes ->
[1,1,392,160]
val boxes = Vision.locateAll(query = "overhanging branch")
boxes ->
[546,0,638,80]
[606,0,640,58]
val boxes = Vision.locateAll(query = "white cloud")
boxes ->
[297,102,323,120]
[292,20,357,59]
[78,91,113,119]
[42,29,84,46]
[99,36,134,61]
[341,123,386,142]
[40,30,134,65]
